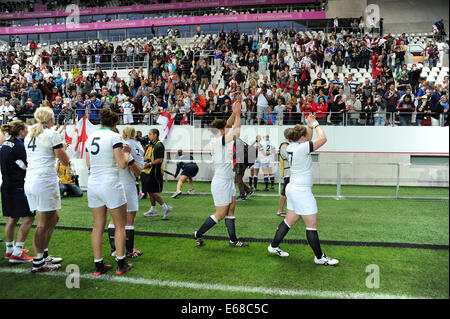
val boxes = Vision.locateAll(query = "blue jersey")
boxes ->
[174,155,198,177]
[0,137,27,189]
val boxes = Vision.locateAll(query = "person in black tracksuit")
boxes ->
[171,150,199,198]
[0,121,35,263]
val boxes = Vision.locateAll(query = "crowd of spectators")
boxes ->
[0,22,449,127]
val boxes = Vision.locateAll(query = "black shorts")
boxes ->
[181,165,199,178]
[141,170,163,194]
[281,177,290,197]
[1,186,35,218]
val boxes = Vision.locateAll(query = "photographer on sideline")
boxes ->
[57,159,83,198]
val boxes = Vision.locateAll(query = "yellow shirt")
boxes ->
[58,163,74,185]
[142,140,164,175]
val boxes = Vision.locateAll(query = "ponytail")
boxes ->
[30,107,54,138]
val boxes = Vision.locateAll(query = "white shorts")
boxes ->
[286,184,317,216]
[211,177,236,207]
[123,113,134,124]
[252,160,262,169]
[25,179,61,212]
[88,180,127,209]
[122,182,138,213]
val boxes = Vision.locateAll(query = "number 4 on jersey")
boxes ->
[27,137,37,152]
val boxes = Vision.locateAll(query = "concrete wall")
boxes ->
[67,125,449,189]
[326,0,367,19]
[367,0,449,34]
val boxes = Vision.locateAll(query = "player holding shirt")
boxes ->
[25,107,69,273]
[193,97,248,248]
[107,126,144,259]
[268,115,339,266]
[86,109,133,276]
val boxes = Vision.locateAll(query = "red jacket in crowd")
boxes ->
[315,103,328,119]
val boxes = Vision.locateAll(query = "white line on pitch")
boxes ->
[0,267,427,299]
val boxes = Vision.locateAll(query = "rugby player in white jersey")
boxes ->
[193,96,248,248]
[258,133,276,191]
[249,135,262,191]
[107,126,144,259]
[85,109,133,276]
[268,115,339,266]
[120,99,135,125]
[24,107,69,273]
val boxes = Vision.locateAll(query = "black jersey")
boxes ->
[0,137,27,189]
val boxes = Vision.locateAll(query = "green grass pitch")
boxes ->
[0,182,448,299]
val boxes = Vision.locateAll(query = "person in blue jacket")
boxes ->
[87,94,102,124]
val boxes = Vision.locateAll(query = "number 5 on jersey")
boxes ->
[90,137,101,155]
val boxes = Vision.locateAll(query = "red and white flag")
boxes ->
[65,116,98,159]
[180,113,189,125]
[156,112,176,140]
[305,40,316,53]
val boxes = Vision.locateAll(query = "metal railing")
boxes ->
[2,111,448,128]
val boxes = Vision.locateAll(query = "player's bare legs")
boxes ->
[91,206,108,261]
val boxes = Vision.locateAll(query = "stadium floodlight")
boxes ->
[220,7,224,9]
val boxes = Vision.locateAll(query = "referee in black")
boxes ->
[0,121,35,263]
[142,129,172,220]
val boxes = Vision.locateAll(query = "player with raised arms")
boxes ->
[25,107,69,273]
[193,95,248,248]
[107,125,144,259]
[268,115,339,266]
[86,108,133,276]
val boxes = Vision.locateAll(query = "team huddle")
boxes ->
[0,96,337,277]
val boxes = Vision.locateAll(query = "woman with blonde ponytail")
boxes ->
[107,125,145,260]
[24,107,70,273]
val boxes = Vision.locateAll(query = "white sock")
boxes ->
[162,203,168,209]
[12,242,24,257]
[108,224,115,229]
[151,206,156,211]
[6,242,14,254]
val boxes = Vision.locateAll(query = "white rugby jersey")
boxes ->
[210,134,234,180]
[118,139,144,184]
[259,139,274,164]
[86,128,123,184]
[122,101,134,115]
[287,141,314,187]
[25,128,63,182]
[126,139,144,169]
